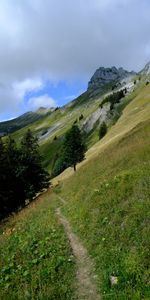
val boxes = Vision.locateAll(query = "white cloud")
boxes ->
[13,78,44,98]
[27,94,56,110]
[0,0,150,119]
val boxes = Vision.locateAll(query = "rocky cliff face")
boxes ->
[140,61,150,75]
[88,66,135,96]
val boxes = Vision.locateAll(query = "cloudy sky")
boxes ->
[0,0,150,121]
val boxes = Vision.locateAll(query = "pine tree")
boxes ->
[20,129,50,199]
[6,136,26,209]
[63,125,86,171]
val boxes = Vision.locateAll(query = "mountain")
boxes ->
[0,61,150,299]
[0,61,150,300]
[88,66,136,96]
[140,61,150,75]
[0,107,53,135]
[0,62,148,175]
[0,67,139,173]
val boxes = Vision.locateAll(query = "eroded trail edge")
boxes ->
[56,207,100,300]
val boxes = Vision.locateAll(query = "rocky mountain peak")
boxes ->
[140,61,150,75]
[88,66,136,96]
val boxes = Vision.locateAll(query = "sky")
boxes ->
[0,0,150,121]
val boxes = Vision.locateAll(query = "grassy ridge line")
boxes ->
[0,192,76,300]
[54,118,150,299]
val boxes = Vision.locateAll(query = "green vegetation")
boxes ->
[0,130,49,220]
[55,119,150,299]
[98,121,107,140]
[51,83,150,298]
[62,125,86,171]
[100,89,125,110]
[52,125,86,175]
[0,69,150,299]
[0,193,76,300]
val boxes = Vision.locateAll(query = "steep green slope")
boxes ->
[11,92,104,173]
[0,192,76,300]
[10,80,137,174]
[0,77,150,299]
[51,83,150,299]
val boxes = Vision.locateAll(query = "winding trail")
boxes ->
[56,204,100,300]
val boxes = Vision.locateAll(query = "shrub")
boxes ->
[99,122,107,140]
[79,114,84,121]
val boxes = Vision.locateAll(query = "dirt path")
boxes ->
[56,206,100,300]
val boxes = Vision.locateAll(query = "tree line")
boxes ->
[0,130,50,220]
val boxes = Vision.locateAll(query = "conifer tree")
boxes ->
[63,125,86,171]
[20,129,50,199]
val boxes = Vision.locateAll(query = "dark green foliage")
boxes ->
[146,81,149,85]
[73,119,78,124]
[53,135,57,141]
[41,129,48,136]
[79,114,84,121]
[100,90,125,110]
[52,156,67,177]
[0,130,50,220]
[20,130,50,199]
[99,122,107,140]
[62,125,86,171]
[52,125,86,174]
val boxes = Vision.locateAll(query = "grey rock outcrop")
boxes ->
[82,103,110,133]
[88,66,136,96]
[140,61,150,75]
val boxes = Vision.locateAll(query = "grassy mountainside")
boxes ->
[0,78,149,299]
[10,77,138,174]
[0,192,76,300]
[51,83,150,298]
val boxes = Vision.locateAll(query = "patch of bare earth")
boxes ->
[56,207,100,300]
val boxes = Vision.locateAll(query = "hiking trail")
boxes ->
[56,198,100,300]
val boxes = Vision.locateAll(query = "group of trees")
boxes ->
[0,122,108,220]
[0,130,49,220]
[100,89,125,110]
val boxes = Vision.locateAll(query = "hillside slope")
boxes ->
[51,82,150,298]
[0,76,149,299]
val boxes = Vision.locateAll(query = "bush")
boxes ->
[52,157,67,177]
[79,114,84,121]
[53,135,57,141]
[99,122,107,140]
